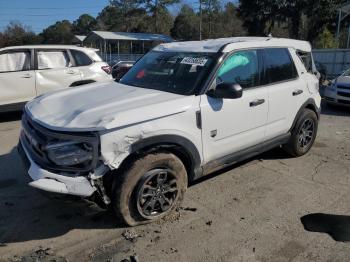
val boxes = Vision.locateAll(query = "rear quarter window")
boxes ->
[70,50,93,66]
[264,48,298,84]
[297,51,313,73]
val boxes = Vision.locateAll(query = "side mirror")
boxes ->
[207,83,243,99]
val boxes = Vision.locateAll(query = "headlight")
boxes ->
[45,141,93,166]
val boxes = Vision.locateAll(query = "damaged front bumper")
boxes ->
[18,140,97,197]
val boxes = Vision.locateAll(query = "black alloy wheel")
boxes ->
[136,168,178,219]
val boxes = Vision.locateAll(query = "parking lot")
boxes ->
[0,102,349,262]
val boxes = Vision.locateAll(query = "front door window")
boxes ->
[216,50,259,89]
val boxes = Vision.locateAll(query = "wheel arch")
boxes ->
[290,98,320,133]
[118,135,202,182]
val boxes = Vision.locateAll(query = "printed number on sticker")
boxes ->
[181,57,208,66]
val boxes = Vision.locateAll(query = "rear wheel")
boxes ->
[283,109,318,157]
[111,153,187,226]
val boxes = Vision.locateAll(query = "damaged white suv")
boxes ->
[18,37,321,226]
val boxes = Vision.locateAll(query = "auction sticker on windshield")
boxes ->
[181,57,208,66]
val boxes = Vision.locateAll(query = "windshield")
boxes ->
[120,51,217,95]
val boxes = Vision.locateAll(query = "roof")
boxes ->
[154,37,312,53]
[0,45,98,51]
[84,31,173,43]
[73,35,86,42]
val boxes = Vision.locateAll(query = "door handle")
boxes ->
[293,89,303,96]
[21,73,32,78]
[250,99,265,107]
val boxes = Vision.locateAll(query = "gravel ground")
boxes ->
[0,102,349,262]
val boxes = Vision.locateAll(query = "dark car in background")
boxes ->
[315,62,327,83]
[111,61,134,81]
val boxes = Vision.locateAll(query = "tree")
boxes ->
[238,0,342,42]
[72,14,97,35]
[96,5,122,31]
[97,3,150,32]
[304,0,342,43]
[315,27,338,48]
[1,21,39,47]
[201,0,221,38]
[218,2,246,38]
[238,0,278,36]
[0,32,4,48]
[144,0,180,33]
[171,5,199,40]
[40,20,73,44]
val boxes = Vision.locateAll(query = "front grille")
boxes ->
[337,85,350,90]
[337,91,350,98]
[21,111,100,173]
[338,99,350,105]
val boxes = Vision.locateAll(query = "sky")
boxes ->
[0,0,237,34]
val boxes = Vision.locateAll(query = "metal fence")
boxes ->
[313,49,350,79]
[100,53,143,63]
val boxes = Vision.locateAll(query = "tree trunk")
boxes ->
[155,0,159,33]
[199,0,202,40]
[289,14,301,39]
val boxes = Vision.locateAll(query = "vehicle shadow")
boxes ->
[321,100,350,117]
[0,147,124,245]
[301,213,350,242]
[0,111,23,123]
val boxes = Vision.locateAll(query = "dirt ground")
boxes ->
[0,102,350,262]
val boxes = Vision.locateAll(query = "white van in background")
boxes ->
[0,45,113,112]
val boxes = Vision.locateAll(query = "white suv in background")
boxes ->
[18,37,321,226]
[0,45,112,112]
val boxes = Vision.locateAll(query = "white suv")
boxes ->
[0,45,112,112]
[18,37,321,226]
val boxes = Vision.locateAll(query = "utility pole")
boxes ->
[199,0,202,40]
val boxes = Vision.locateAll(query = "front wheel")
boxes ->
[111,153,187,226]
[283,109,318,157]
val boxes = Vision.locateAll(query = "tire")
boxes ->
[111,153,188,226]
[283,109,318,157]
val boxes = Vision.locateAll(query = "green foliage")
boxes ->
[315,27,338,48]
[238,0,341,44]
[171,5,199,40]
[40,20,74,44]
[0,0,345,48]
[1,22,40,47]
[144,0,180,33]
[216,3,246,38]
[72,14,97,35]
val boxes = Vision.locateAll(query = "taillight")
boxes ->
[101,65,111,74]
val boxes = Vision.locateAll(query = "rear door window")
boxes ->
[70,50,92,66]
[37,50,71,70]
[264,48,298,84]
[0,51,31,73]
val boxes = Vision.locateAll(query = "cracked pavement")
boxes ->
[0,103,349,262]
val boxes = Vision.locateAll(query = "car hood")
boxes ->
[26,81,196,131]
